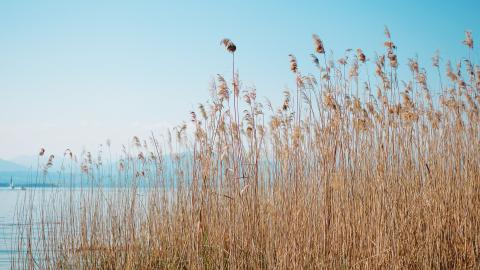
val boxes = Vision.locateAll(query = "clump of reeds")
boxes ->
[13,29,480,269]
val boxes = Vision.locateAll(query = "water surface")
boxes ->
[0,189,24,269]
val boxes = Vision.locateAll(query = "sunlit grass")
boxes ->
[14,29,480,269]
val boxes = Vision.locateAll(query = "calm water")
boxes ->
[0,189,24,269]
[0,188,57,269]
[0,187,165,269]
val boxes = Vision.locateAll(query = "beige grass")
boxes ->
[14,29,480,269]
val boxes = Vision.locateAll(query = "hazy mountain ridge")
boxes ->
[0,152,188,188]
[0,159,27,172]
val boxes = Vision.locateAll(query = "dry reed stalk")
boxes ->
[13,28,480,270]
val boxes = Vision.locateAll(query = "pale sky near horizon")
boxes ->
[1,0,479,159]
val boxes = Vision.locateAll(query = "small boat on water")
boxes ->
[9,177,15,190]
[5,176,26,190]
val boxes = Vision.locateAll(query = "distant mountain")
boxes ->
[0,152,193,188]
[11,154,63,171]
[0,157,59,187]
[0,159,27,172]
[9,155,37,169]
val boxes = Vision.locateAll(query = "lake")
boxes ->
[0,189,24,269]
[0,186,170,269]
[0,188,60,269]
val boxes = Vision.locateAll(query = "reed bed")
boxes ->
[14,29,480,269]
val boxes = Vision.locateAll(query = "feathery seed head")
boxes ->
[432,50,440,67]
[388,51,398,68]
[312,34,325,54]
[289,54,298,73]
[357,49,366,63]
[310,54,319,67]
[463,31,473,49]
[384,26,391,39]
[220,38,237,53]
[408,58,419,73]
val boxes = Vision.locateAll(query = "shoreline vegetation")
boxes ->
[14,28,480,269]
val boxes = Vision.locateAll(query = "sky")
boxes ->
[1,0,479,160]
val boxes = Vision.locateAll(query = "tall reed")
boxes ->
[14,29,480,269]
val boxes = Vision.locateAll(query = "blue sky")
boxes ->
[1,0,479,159]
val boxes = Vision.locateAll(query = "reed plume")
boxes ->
[14,28,480,270]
